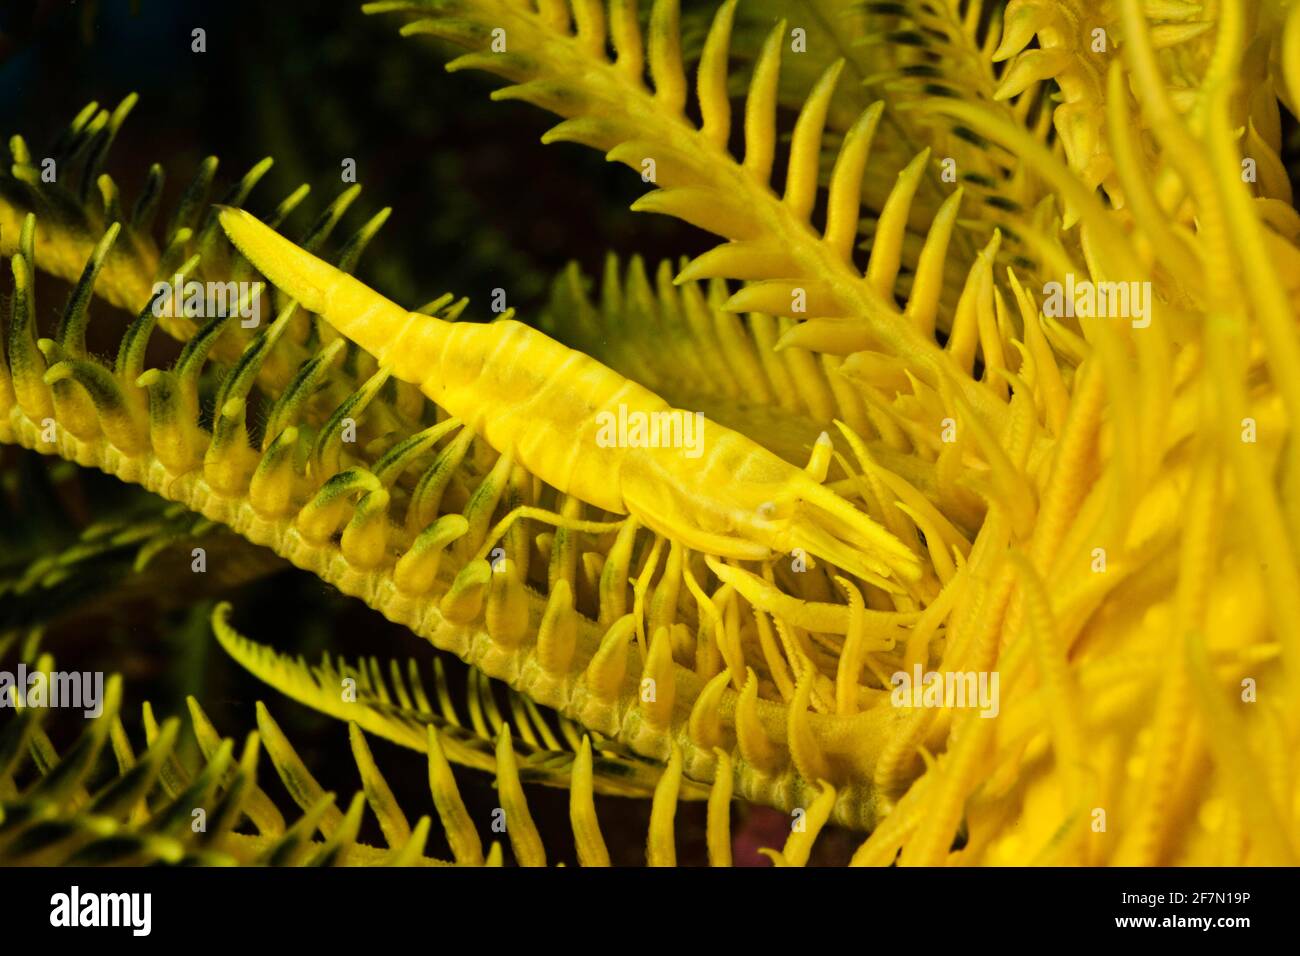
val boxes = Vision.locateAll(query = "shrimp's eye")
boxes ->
[756,501,778,520]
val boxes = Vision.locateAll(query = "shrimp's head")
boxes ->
[747,476,923,590]
[622,450,922,589]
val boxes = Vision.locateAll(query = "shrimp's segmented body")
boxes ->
[219,208,920,585]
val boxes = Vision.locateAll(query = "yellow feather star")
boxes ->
[2,0,1299,866]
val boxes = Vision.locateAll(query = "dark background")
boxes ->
[0,0,705,309]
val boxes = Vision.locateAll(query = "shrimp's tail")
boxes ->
[217,206,415,373]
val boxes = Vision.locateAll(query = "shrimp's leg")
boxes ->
[472,506,628,564]
[620,462,773,563]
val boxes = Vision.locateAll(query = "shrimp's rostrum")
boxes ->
[219,207,919,585]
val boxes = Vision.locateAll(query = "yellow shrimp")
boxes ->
[218,207,920,587]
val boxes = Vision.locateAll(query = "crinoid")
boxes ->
[2,0,1298,869]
